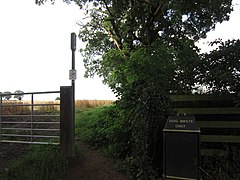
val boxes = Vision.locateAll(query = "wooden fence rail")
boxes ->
[170,94,240,156]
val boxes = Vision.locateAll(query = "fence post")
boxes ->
[60,86,75,158]
[0,95,2,142]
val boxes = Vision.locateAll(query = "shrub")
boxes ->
[75,89,173,179]
[201,144,240,180]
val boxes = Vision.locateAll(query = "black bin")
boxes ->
[163,115,200,180]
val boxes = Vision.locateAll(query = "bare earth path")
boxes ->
[0,143,28,173]
[67,139,131,180]
[0,140,131,179]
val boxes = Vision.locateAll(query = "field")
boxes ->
[0,99,114,144]
[1,99,114,114]
[75,99,114,109]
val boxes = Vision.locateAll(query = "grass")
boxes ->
[74,104,240,180]
[4,99,240,179]
[0,145,68,180]
[74,104,129,172]
[0,100,114,180]
[75,106,111,140]
[75,104,128,159]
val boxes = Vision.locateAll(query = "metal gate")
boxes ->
[0,91,60,145]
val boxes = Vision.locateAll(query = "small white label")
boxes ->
[69,69,77,80]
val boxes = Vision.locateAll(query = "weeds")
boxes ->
[201,144,240,180]
[3,145,67,180]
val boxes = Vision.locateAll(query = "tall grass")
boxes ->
[37,101,60,112]
[75,100,114,109]
[2,145,68,180]
[1,101,30,115]
[75,105,129,159]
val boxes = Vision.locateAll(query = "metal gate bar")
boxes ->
[0,91,60,145]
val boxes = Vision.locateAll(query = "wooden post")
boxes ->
[60,86,75,158]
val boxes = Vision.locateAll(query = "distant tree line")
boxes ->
[0,90,24,100]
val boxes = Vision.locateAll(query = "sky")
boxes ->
[0,0,239,100]
[0,0,116,100]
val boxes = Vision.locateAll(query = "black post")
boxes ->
[71,32,76,157]
[71,32,76,116]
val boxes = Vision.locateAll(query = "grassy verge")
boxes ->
[75,105,128,157]
[0,145,67,180]
[75,105,117,145]
[75,105,240,180]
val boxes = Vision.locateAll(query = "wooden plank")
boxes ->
[60,86,75,158]
[170,94,235,102]
[175,107,240,114]
[201,135,240,143]
[197,121,240,128]
[201,149,228,156]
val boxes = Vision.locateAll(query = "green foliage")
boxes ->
[75,98,173,179]
[37,0,239,179]
[75,105,129,159]
[197,39,240,94]
[35,0,55,5]
[201,145,240,180]
[117,85,173,179]
[99,39,201,97]
[77,0,233,83]
[5,145,67,180]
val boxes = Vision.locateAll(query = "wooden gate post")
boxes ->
[60,86,75,158]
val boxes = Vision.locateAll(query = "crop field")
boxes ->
[1,100,31,115]
[1,99,114,115]
[75,99,114,109]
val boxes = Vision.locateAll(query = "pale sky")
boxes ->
[0,0,239,100]
[0,0,116,100]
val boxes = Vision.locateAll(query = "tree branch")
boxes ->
[103,0,123,50]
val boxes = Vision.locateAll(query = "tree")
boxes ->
[35,0,71,5]
[197,39,240,94]
[72,1,234,178]
[35,0,236,94]
[3,91,12,100]
[35,0,56,5]
[76,0,233,95]
[14,90,24,100]
[36,0,237,178]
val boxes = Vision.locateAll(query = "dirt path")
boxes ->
[67,139,131,180]
[0,143,28,173]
